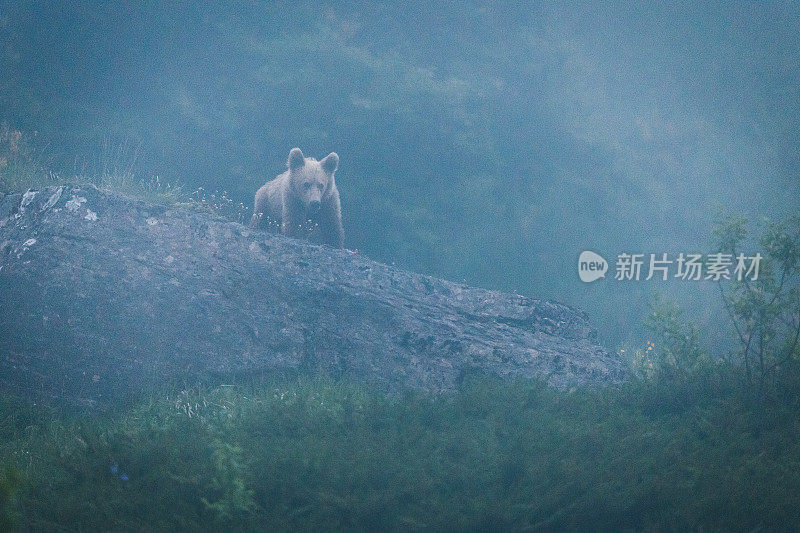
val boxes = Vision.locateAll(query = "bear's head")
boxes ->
[287,147,338,215]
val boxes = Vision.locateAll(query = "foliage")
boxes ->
[643,294,710,381]
[0,462,22,530]
[1,375,800,531]
[713,212,800,398]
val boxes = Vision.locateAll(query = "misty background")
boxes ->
[1,1,798,349]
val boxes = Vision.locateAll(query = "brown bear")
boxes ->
[249,148,344,248]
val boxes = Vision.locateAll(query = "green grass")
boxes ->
[1,371,799,531]
[0,155,181,204]
[0,154,253,220]
[1,129,187,205]
[0,159,60,195]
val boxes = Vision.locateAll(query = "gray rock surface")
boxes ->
[0,185,628,407]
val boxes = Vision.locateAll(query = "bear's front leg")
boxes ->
[281,202,306,240]
[317,207,344,248]
[322,220,344,248]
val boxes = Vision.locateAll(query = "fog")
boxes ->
[2,1,798,348]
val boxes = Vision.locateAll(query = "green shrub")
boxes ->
[644,294,710,381]
[2,374,800,531]
[713,212,800,399]
[0,462,22,530]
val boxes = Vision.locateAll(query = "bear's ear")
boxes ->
[288,148,305,170]
[321,152,339,174]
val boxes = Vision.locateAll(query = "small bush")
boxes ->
[644,294,711,381]
[713,212,800,399]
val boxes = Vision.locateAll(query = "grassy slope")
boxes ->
[2,373,799,531]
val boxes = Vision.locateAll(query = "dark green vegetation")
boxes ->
[713,213,800,399]
[1,371,799,531]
